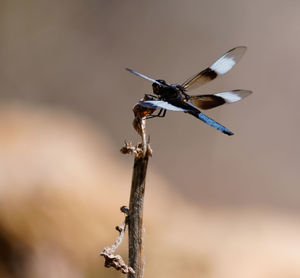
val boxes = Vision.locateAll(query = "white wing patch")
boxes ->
[215,90,252,103]
[209,46,247,75]
[139,100,187,112]
[210,56,236,75]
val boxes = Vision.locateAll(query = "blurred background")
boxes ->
[0,0,300,277]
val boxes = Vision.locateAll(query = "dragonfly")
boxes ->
[126,46,252,136]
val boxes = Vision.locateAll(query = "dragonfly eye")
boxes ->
[152,83,160,94]
[152,79,167,95]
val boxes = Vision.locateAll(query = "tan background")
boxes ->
[0,1,300,278]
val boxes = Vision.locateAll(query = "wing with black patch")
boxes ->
[189,90,252,110]
[181,46,247,91]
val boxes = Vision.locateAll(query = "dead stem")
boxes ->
[102,101,151,278]
[126,103,152,278]
[127,155,148,278]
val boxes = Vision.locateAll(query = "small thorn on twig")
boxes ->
[146,143,153,157]
[120,206,129,215]
[115,225,123,233]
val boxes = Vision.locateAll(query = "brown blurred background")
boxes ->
[0,0,300,277]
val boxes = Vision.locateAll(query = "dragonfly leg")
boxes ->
[144,94,158,100]
[146,109,167,119]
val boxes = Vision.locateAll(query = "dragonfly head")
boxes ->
[152,79,168,95]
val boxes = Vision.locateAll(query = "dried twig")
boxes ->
[127,155,148,278]
[102,99,152,278]
[124,102,152,278]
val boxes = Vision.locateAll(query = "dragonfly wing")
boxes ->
[126,68,164,86]
[189,90,252,110]
[181,46,247,91]
[138,100,189,112]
